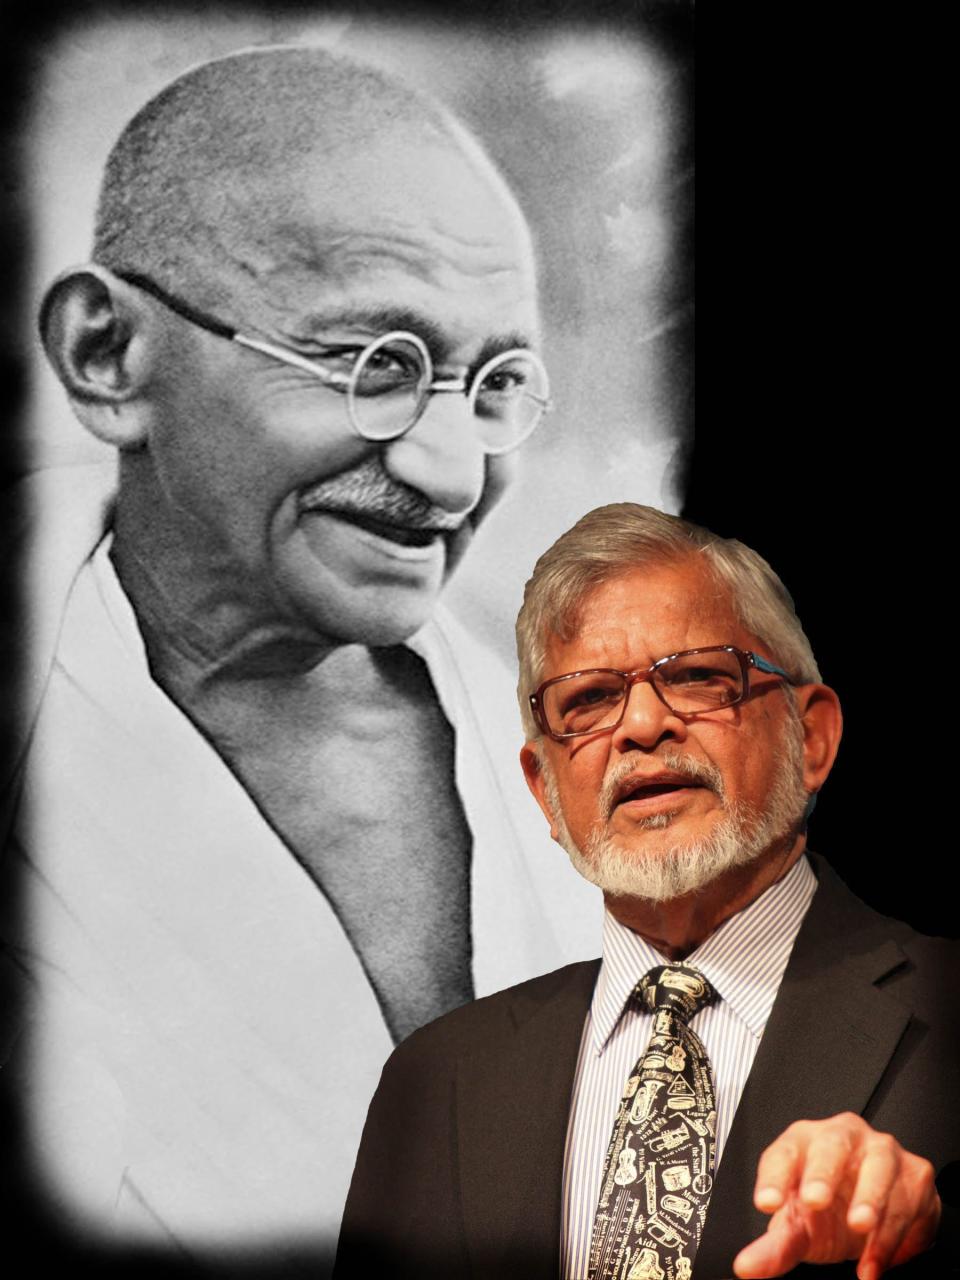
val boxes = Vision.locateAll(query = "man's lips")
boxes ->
[612,773,704,808]
[298,504,464,549]
[599,754,724,822]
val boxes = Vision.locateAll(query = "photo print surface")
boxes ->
[1,4,694,1274]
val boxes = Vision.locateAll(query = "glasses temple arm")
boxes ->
[749,652,794,682]
[115,271,238,340]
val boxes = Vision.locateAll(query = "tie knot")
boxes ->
[636,964,715,1021]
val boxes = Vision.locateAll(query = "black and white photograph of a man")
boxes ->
[0,6,693,1274]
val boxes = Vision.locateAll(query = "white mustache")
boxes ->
[600,751,724,820]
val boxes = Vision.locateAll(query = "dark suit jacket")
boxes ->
[335,857,959,1278]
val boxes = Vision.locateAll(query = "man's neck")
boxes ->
[603,839,807,960]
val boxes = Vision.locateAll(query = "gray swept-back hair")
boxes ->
[516,503,820,739]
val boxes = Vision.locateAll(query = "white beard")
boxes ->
[541,716,809,904]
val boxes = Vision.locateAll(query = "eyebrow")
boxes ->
[296,305,533,368]
[471,333,533,373]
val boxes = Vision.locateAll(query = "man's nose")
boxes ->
[610,676,688,753]
[381,390,486,514]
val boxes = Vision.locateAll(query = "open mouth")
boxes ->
[619,782,690,802]
[613,777,701,810]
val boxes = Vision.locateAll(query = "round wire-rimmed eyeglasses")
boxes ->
[529,645,795,741]
[115,271,551,455]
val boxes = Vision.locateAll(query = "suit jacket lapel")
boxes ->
[696,859,913,1277]
[456,960,600,1279]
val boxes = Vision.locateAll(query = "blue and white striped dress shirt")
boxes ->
[560,854,818,1279]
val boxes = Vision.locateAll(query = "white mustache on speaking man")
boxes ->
[542,726,808,902]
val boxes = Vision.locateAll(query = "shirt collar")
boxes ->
[589,854,817,1054]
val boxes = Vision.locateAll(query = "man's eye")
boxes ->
[312,346,364,373]
[666,666,731,685]
[362,348,419,376]
[567,688,606,709]
[311,344,421,374]
[660,665,740,701]
[478,367,529,396]
[473,354,547,425]
[560,683,623,714]
[350,343,426,396]
[679,667,723,683]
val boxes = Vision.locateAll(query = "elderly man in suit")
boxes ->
[335,502,956,1279]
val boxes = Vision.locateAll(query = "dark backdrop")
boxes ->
[685,5,948,938]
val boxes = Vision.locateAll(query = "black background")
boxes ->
[683,4,949,938]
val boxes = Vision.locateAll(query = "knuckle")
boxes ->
[834,1110,865,1135]
[868,1131,898,1155]
[782,1119,808,1140]
[911,1156,936,1190]
[812,1126,852,1160]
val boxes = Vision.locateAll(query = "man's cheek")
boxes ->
[471,454,517,525]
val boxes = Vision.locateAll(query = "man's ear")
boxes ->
[39,266,155,450]
[794,683,843,797]
[520,741,561,842]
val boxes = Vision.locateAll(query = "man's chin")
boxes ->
[555,815,767,905]
[278,579,442,649]
[276,541,450,647]
[325,596,442,648]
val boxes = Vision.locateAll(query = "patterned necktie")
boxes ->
[589,964,718,1280]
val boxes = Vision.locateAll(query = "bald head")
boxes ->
[93,45,530,315]
[44,44,539,652]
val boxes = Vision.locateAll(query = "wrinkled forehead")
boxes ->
[544,559,751,673]
[566,560,736,638]
[310,134,534,260]
[191,130,539,335]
